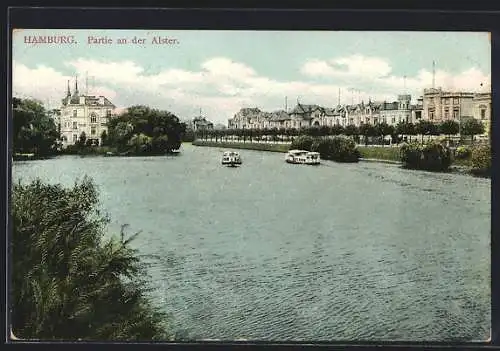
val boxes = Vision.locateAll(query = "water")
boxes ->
[12,143,491,342]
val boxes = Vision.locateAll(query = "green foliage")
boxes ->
[107,106,186,154]
[400,141,452,172]
[291,135,359,162]
[11,178,172,340]
[128,133,152,154]
[439,120,460,136]
[461,119,485,141]
[311,137,360,162]
[358,123,376,145]
[100,131,109,147]
[13,97,60,157]
[192,140,289,153]
[182,129,195,142]
[357,146,401,162]
[415,120,439,140]
[290,135,315,151]
[470,145,491,177]
[455,145,472,160]
[344,124,359,137]
[78,132,87,147]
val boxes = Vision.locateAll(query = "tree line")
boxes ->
[195,119,485,145]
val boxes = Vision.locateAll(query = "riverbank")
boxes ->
[191,140,489,177]
[192,140,289,153]
[192,140,402,163]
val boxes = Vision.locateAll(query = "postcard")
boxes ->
[10,28,491,342]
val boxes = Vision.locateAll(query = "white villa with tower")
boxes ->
[59,77,116,148]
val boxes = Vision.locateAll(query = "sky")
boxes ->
[12,29,491,125]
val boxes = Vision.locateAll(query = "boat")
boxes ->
[221,151,242,166]
[285,149,321,165]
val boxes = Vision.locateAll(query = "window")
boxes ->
[444,108,449,118]
[90,113,97,123]
[444,98,449,105]
[392,117,396,123]
[453,98,459,105]
[73,134,78,143]
[72,121,78,130]
[73,109,77,117]
[481,109,486,119]
[428,109,434,120]
[91,127,96,135]
[453,109,459,119]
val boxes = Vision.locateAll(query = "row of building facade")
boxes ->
[53,79,491,147]
[227,88,491,135]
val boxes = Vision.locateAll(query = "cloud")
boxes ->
[13,56,490,125]
[301,55,490,97]
[302,55,392,79]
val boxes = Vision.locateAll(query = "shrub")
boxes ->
[291,136,359,163]
[455,145,472,160]
[314,137,360,162]
[400,141,452,171]
[290,135,315,151]
[470,145,491,177]
[11,177,172,341]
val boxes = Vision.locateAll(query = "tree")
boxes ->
[13,97,59,156]
[375,122,394,145]
[101,130,109,146]
[78,132,87,147]
[344,124,359,138]
[330,125,345,136]
[439,120,459,138]
[415,120,435,142]
[107,106,185,153]
[359,123,376,146]
[461,119,485,143]
[12,177,172,340]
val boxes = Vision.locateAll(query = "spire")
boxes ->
[74,76,79,94]
[66,80,71,96]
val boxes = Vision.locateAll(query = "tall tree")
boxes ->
[461,119,485,143]
[13,98,59,156]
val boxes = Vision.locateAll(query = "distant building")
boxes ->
[192,116,214,131]
[59,78,116,147]
[420,88,474,123]
[471,92,491,136]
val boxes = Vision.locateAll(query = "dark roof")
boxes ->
[290,103,322,114]
[269,110,290,121]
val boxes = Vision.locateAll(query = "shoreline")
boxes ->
[191,140,488,177]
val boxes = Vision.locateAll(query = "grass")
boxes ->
[192,140,290,153]
[357,146,401,162]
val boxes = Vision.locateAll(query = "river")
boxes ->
[12,143,491,342]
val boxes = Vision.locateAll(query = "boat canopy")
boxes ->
[288,149,309,155]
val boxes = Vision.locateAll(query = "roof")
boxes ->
[269,110,290,121]
[289,103,322,115]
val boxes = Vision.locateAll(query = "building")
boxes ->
[191,116,214,131]
[228,91,482,131]
[420,88,474,123]
[59,78,116,147]
[472,92,491,136]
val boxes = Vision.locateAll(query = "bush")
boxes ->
[470,145,491,177]
[290,135,315,151]
[455,146,472,160]
[11,177,172,341]
[400,141,452,171]
[291,136,359,163]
